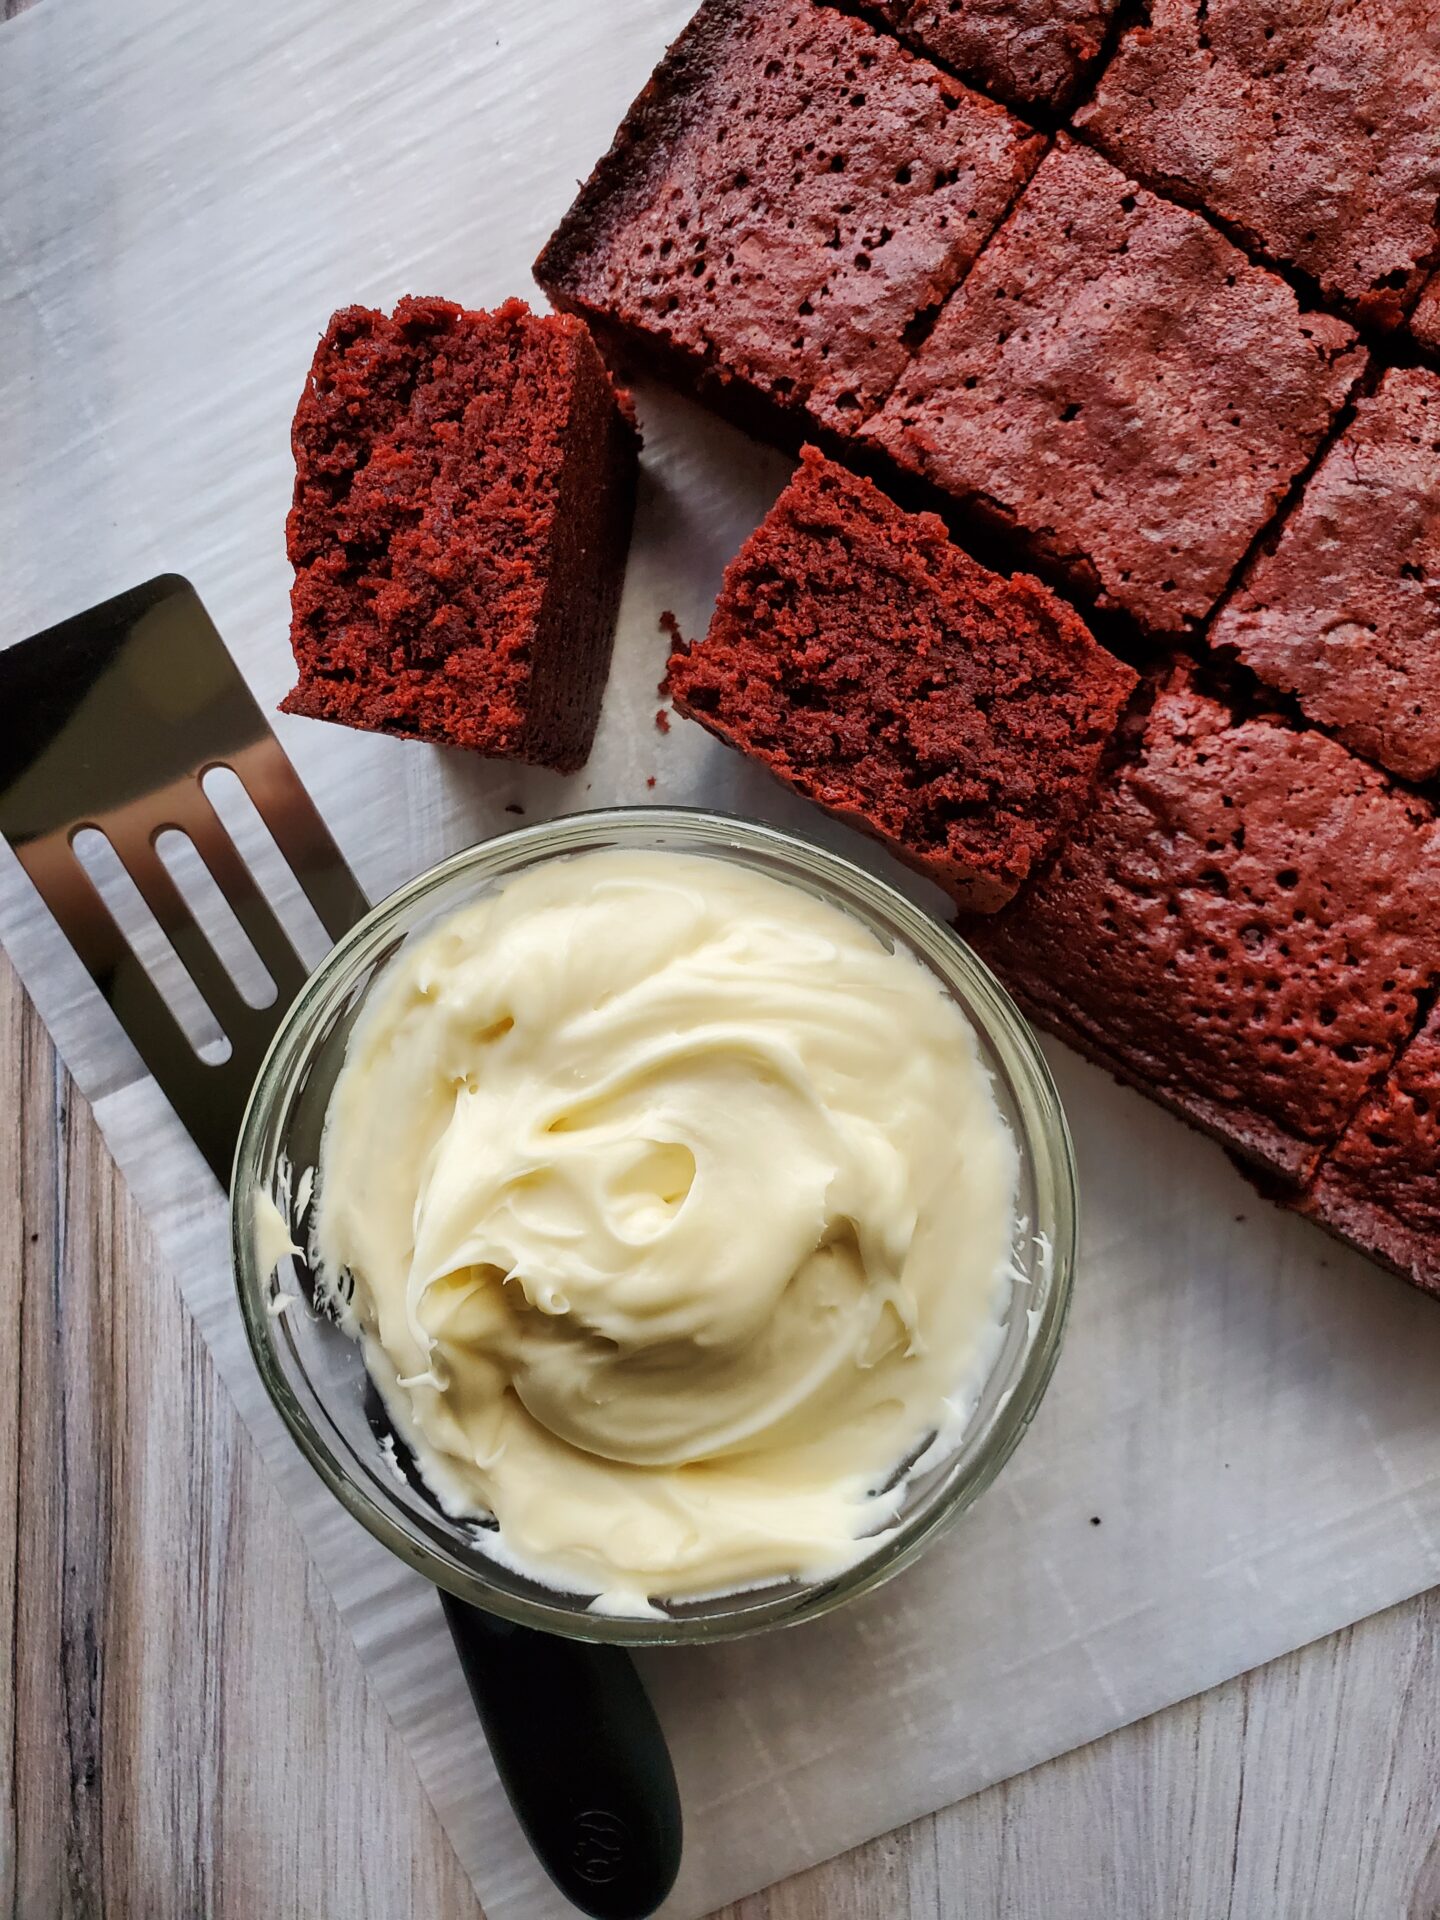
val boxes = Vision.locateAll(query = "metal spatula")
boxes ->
[0,573,683,1920]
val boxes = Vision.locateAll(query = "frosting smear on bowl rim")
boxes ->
[308,848,1020,1617]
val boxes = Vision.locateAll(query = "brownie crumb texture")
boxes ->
[666,446,1137,910]
[1414,275,1440,358]
[534,0,1044,444]
[965,663,1440,1186]
[1075,0,1440,330]
[283,295,639,773]
[895,0,1123,112]
[1209,367,1440,784]
[867,139,1366,637]
[1300,1006,1440,1297]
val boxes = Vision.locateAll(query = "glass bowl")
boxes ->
[232,808,1077,1645]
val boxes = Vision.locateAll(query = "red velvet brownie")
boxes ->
[666,446,1137,910]
[964,663,1440,1185]
[1209,367,1440,785]
[533,0,1044,446]
[1299,1006,1440,1297]
[283,296,638,773]
[895,0,1123,112]
[1075,0,1440,331]
[867,140,1366,637]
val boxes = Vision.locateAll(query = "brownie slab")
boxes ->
[666,446,1137,910]
[964,664,1440,1185]
[1299,1006,1440,1298]
[895,0,1123,112]
[283,296,638,774]
[867,140,1365,637]
[1209,367,1440,785]
[1075,0,1440,330]
[534,0,1044,445]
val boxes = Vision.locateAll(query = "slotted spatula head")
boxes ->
[0,573,369,1181]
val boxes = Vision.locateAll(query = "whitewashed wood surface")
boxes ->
[7,925,1440,1920]
[4,0,1440,1908]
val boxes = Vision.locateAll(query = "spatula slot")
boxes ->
[70,825,233,1065]
[154,826,278,1011]
[202,765,334,972]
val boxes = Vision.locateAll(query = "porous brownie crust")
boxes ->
[1075,0,1440,331]
[1209,367,1440,785]
[964,664,1440,1186]
[1415,276,1440,359]
[867,140,1365,638]
[284,296,638,773]
[895,0,1123,113]
[533,0,1044,445]
[1299,1007,1440,1298]
[666,446,1137,910]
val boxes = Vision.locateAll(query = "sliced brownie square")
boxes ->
[964,663,1440,1185]
[1209,367,1440,785]
[895,0,1124,113]
[533,0,1044,445]
[867,139,1366,637]
[1299,1006,1440,1297]
[283,296,638,774]
[1074,0,1440,331]
[666,446,1137,910]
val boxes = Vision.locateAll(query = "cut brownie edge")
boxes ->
[1295,1002,1440,1298]
[964,660,1440,1188]
[894,0,1123,114]
[1073,1,1440,332]
[867,139,1367,639]
[1207,365,1440,788]
[534,0,1045,445]
[518,330,641,772]
[668,445,1137,911]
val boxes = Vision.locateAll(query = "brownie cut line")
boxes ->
[666,446,1138,911]
[533,0,1044,447]
[894,0,1124,114]
[1298,1005,1440,1299]
[283,295,638,774]
[963,662,1440,1187]
[1075,0,1440,331]
[867,138,1366,639]
[1209,366,1440,786]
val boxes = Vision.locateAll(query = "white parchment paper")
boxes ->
[3,2,1440,1915]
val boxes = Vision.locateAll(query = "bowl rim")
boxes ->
[231,805,1078,1644]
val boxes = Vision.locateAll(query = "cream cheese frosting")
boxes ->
[310,849,1019,1615]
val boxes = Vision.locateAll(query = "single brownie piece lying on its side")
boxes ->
[666,447,1137,910]
[1075,0,1440,331]
[867,140,1366,638]
[534,0,1044,447]
[284,296,638,773]
[964,663,1440,1186]
[1299,1006,1440,1298]
[1209,368,1440,785]
[895,0,1123,113]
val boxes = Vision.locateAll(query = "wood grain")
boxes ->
[6,943,1440,1919]
[1,952,484,1920]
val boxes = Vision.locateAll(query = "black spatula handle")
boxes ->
[441,1592,682,1919]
